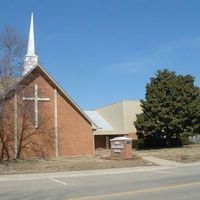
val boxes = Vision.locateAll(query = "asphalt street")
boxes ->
[0,164,200,200]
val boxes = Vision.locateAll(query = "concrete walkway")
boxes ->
[142,156,184,167]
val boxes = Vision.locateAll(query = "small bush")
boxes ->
[168,138,182,147]
[133,136,190,149]
[144,138,183,148]
[144,138,166,148]
[180,136,190,145]
[132,139,144,149]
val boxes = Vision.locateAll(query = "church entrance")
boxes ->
[94,135,124,149]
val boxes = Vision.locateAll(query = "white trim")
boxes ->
[54,89,59,157]
[14,94,18,158]
[92,131,95,155]
[94,131,125,136]
[35,84,38,127]
[23,83,50,128]
[20,64,98,130]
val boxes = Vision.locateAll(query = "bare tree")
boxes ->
[0,27,54,160]
[0,26,26,100]
[0,99,13,160]
[0,85,54,160]
[0,26,25,160]
[15,86,54,159]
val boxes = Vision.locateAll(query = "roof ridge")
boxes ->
[19,64,99,130]
[92,99,140,110]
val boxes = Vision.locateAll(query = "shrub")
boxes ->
[180,136,190,145]
[133,136,190,149]
[132,139,144,149]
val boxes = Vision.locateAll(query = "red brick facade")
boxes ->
[2,66,94,159]
[57,92,94,156]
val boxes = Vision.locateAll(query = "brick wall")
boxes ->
[2,71,94,159]
[57,92,93,156]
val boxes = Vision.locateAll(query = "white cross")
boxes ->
[23,84,50,128]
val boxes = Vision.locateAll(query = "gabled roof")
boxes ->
[18,64,98,130]
[85,111,114,131]
[85,111,125,136]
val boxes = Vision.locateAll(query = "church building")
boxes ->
[1,14,97,159]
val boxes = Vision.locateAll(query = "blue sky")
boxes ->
[0,0,200,109]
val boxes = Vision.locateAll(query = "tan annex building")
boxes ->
[85,100,142,149]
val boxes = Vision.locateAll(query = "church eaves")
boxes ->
[19,64,99,130]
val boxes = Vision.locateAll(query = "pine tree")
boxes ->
[134,69,200,144]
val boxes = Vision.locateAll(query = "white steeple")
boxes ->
[23,12,38,76]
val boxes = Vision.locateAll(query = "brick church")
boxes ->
[1,14,97,159]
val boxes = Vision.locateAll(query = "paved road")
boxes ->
[0,164,200,200]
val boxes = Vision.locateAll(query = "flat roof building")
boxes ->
[85,100,142,149]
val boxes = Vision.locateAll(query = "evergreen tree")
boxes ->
[134,69,200,143]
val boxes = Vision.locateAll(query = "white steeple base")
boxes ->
[23,54,38,75]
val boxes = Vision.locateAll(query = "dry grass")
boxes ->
[135,144,200,163]
[1,145,199,175]
[0,149,150,175]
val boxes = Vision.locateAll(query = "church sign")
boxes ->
[110,137,133,159]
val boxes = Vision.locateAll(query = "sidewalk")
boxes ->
[142,156,183,167]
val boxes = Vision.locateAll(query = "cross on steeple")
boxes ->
[23,12,38,76]
[23,84,50,128]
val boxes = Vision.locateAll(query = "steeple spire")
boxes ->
[23,12,38,76]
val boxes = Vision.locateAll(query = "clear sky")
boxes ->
[0,0,200,110]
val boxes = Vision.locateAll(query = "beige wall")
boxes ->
[95,100,142,135]
[95,102,124,131]
[123,101,142,133]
